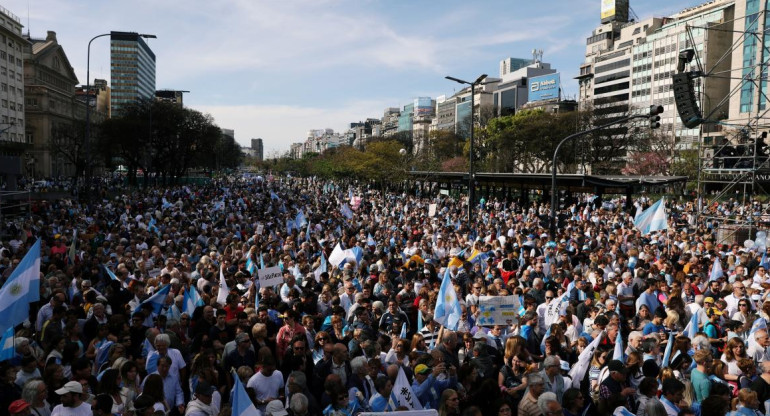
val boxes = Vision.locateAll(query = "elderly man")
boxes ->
[537,392,561,416]
[748,328,770,366]
[518,373,546,416]
[145,333,187,382]
[541,355,566,403]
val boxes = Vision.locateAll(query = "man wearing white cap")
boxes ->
[51,381,90,416]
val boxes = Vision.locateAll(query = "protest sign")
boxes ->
[477,295,521,326]
[258,266,283,287]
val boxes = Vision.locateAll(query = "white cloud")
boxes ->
[193,100,388,155]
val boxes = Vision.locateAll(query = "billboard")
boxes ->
[601,0,628,23]
[601,0,615,20]
[529,73,560,102]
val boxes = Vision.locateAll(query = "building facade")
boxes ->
[24,30,85,179]
[110,31,156,116]
[251,138,264,161]
[0,5,29,188]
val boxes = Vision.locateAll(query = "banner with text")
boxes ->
[477,295,521,326]
[258,266,283,287]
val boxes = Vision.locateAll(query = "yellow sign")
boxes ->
[601,0,615,19]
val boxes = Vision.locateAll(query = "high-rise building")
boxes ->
[155,90,187,107]
[110,31,156,116]
[499,57,531,78]
[0,5,29,189]
[251,138,264,161]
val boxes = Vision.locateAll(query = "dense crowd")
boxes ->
[0,175,769,416]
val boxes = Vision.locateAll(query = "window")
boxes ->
[1,99,7,108]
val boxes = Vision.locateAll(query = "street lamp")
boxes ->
[84,32,155,197]
[445,73,488,223]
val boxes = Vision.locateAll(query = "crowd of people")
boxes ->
[0,174,769,416]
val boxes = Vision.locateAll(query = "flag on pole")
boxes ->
[633,198,668,235]
[183,286,204,315]
[393,366,423,410]
[683,312,699,339]
[67,230,77,266]
[314,253,327,282]
[661,332,676,367]
[434,266,461,331]
[0,327,14,362]
[231,370,258,416]
[0,239,41,330]
[417,310,424,332]
[217,266,229,306]
[568,330,605,388]
[103,264,119,282]
[613,330,625,363]
[709,257,724,281]
[133,284,171,317]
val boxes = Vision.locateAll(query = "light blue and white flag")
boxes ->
[270,191,279,200]
[0,239,41,330]
[614,330,625,363]
[295,210,306,227]
[750,317,767,335]
[434,266,461,330]
[104,264,119,282]
[684,311,699,339]
[634,198,668,235]
[148,217,161,236]
[232,370,258,416]
[400,323,407,339]
[0,327,14,362]
[367,233,376,247]
[709,257,724,282]
[417,310,424,332]
[245,257,256,275]
[340,204,354,220]
[568,330,605,388]
[134,284,171,317]
[313,252,327,282]
[183,286,204,315]
[661,332,676,367]
[761,253,770,270]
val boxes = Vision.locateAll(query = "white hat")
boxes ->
[265,400,288,416]
[55,381,83,396]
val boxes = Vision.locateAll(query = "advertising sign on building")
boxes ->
[529,73,560,102]
[414,97,434,116]
[601,0,615,20]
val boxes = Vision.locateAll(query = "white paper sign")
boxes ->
[429,204,437,217]
[544,292,569,327]
[258,266,283,287]
[477,296,521,326]
[256,223,264,235]
[148,268,162,278]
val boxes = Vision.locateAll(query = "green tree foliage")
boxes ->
[97,100,229,185]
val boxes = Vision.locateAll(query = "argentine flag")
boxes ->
[613,330,625,363]
[434,266,462,330]
[661,332,675,367]
[313,253,327,283]
[232,370,258,416]
[683,311,699,339]
[0,239,41,330]
[709,257,724,281]
[183,286,204,315]
[634,198,668,235]
[134,284,171,317]
[0,327,14,362]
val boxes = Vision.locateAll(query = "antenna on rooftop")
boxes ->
[532,49,543,66]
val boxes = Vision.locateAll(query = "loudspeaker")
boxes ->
[673,73,703,128]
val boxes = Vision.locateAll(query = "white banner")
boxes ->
[258,266,283,287]
[256,223,264,235]
[477,296,521,326]
[428,204,437,217]
[543,291,569,327]
[394,366,423,410]
[328,243,346,267]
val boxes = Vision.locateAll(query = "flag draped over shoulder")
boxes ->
[0,239,41,329]
[434,266,461,330]
[633,198,668,235]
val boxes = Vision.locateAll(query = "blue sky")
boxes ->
[9,0,697,155]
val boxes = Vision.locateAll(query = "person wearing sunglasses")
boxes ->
[724,282,748,317]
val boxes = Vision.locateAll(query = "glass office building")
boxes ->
[110,31,155,115]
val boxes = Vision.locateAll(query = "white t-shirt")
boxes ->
[247,370,284,415]
[51,402,92,416]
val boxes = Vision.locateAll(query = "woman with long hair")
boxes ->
[42,363,65,407]
[21,379,51,416]
[589,348,609,401]
[384,338,410,367]
[632,304,652,331]
[626,351,645,390]
[730,388,763,416]
[563,388,589,416]
[98,368,129,415]
[499,351,529,406]
[119,360,141,402]
[410,333,427,354]
[437,388,460,416]
[141,373,168,415]
[329,314,346,344]
[722,337,748,382]
[312,331,330,364]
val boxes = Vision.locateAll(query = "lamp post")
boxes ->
[445,74,488,223]
[84,32,155,197]
[549,111,660,238]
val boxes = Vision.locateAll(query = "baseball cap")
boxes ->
[704,297,715,304]
[707,307,722,317]
[265,400,288,416]
[55,381,83,395]
[8,400,30,414]
[414,364,431,375]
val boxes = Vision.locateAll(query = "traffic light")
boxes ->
[649,105,664,129]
